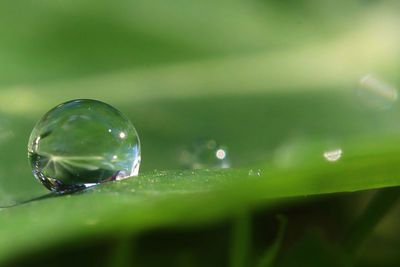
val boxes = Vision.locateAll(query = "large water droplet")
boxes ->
[180,139,230,169]
[27,99,141,193]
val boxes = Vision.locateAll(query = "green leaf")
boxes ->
[0,0,399,265]
[0,132,400,264]
[255,215,288,267]
[277,230,347,267]
[230,211,252,267]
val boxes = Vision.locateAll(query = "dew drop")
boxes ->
[180,139,230,169]
[323,149,342,162]
[27,99,141,193]
[248,169,261,176]
[216,149,226,160]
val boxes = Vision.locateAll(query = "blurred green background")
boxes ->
[0,0,400,266]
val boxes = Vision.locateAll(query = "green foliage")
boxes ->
[0,0,399,266]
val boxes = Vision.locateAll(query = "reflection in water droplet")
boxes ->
[323,149,342,162]
[180,139,230,169]
[27,99,141,193]
[358,75,397,110]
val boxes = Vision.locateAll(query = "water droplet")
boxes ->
[358,75,397,110]
[323,149,342,162]
[248,169,261,176]
[215,149,226,159]
[180,139,230,169]
[27,99,141,193]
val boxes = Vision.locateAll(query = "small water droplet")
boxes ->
[248,169,261,176]
[180,139,230,169]
[27,99,141,193]
[215,149,226,159]
[323,149,342,162]
[358,75,397,110]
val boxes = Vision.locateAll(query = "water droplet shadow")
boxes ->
[0,193,59,208]
[0,186,93,208]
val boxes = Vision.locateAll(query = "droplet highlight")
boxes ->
[27,99,141,193]
[323,149,342,162]
[180,139,230,169]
